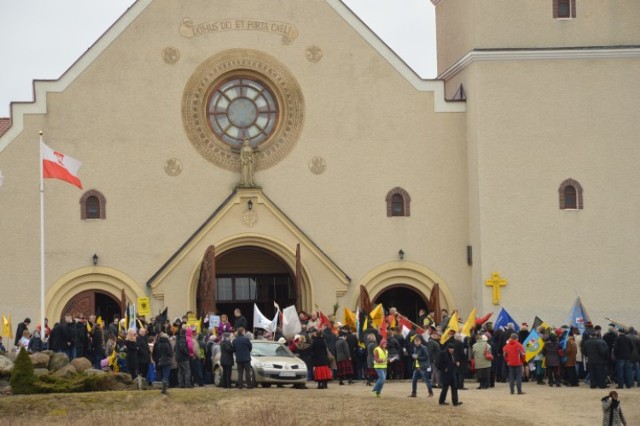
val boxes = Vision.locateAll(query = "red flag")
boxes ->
[318,310,331,330]
[380,315,388,339]
[41,142,83,189]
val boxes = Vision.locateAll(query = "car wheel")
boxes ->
[261,383,272,388]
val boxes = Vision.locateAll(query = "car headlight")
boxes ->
[254,361,274,368]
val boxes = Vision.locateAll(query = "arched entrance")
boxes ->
[196,246,297,329]
[61,290,121,323]
[373,284,430,324]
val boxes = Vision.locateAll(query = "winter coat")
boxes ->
[503,339,525,367]
[175,334,190,363]
[583,337,609,365]
[220,340,235,366]
[602,396,626,426]
[136,335,150,364]
[564,338,577,367]
[413,344,431,370]
[232,335,252,363]
[436,349,457,385]
[335,337,351,362]
[613,334,634,361]
[472,341,492,370]
[125,339,139,372]
[322,328,337,357]
[543,340,561,367]
[49,324,67,351]
[92,327,105,358]
[153,336,174,367]
[311,335,329,367]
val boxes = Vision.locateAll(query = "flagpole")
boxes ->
[39,131,46,343]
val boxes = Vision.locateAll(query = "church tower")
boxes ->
[432,0,640,318]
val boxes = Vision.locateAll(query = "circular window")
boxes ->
[182,49,304,172]
[207,77,278,148]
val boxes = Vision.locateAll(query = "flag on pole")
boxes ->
[440,311,460,345]
[369,304,384,329]
[253,304,278,332]
[461,308,477,338]
[343,307,357,332]
[2,314,12,338]
[532,316,548,332]
[493,307,520,332]
[524,327,545,362]
[282,305,301,339]
[567,297,592,333]
[355,307,361,339]
[398,315,412,338]
[316,308,331,330]
[0,169,4,188]
[380,315,388,339]
[41,142,83,189]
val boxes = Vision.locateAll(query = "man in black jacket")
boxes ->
[613,330,635,389]
[583,331,610,389]
[233,327,253,389]
[436,343,462,406]
[14,318,30,347]
[233,309,248,331]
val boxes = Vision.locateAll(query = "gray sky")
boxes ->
[0,0,436,117]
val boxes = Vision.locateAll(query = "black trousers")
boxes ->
[236,361,252,389]
[439,375,459,405]
[221,365,233,388]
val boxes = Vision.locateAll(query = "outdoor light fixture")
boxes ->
[92,254,98,266]
[248,200,253,210]
[398,249,405,260]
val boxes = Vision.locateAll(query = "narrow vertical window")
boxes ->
[386,187,411,217]
[558,179,583,210]
[80,190,107,220]
[554,0,576,19]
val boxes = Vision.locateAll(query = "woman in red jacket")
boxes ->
[502,333,526,395]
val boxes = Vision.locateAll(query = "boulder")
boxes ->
[48,352,69,372]
[1,385,11,396]
[70,357,92,373]
[84,368,106,376]
[114,372,133,384]
[5,351,17,362]
[0,356,14,375]
[52,364,76,378]
[33,368,50,377]
[29,352,50,369]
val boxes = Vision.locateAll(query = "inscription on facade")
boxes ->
[180,18,298,44]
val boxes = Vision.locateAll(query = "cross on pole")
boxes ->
[485,272,507,305]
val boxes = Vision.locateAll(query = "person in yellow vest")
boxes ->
[372,338,388,397]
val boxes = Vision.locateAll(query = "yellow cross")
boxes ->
[485,272,507,305]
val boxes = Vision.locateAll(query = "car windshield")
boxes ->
[251,342,295,358]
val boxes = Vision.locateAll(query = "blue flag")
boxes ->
[567,297,591,333]
[493,307,519,332]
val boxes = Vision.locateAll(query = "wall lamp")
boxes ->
[247,199,253,210]
[92,253,99,266]
[398,249,405,260]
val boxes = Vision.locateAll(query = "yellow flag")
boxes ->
[440,311,460,345]
[461,308,476,338]
[2,314,13,338]
[343,307,357,331]
[96,316,103,328]
[370,304,384,329]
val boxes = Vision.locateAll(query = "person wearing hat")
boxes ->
[436,343,462,406]
[371,338,388,397]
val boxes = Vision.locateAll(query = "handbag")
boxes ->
[484,347,494,361]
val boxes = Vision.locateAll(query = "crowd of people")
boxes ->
[3,307,639,408]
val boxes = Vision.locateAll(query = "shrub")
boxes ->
[10,347,36,394]
[34,372,105,393]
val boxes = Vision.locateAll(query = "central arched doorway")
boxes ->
[373,284,430,326]
[61,289,121,324]
[196,246,297,330]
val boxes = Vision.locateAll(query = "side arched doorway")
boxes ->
[196,246,298,331]
[373,285,430,325]
[61,289,121,324]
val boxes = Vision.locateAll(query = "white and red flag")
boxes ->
[41,142,82,189]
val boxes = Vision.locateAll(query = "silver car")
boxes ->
[213,340,308,388]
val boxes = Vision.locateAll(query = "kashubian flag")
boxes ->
[344,307,357,332]
[440,311,460,345]
[524,327,545,362]
[461,308,476,338]
[2,314,12,339]
[370,304,384,329]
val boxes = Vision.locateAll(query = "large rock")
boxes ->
[48,352,69,372]
[114,372,133,384]
[52,364,76,378]
[84,368,106,376]
[34,368,50,377]
[1,385,11,396]
[0,356,14,375]
[70,357,92,373]
[30,352,50,369]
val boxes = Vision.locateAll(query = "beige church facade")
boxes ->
[1,0,639,331]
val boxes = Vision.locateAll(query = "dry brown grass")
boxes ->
[0,380,638,425]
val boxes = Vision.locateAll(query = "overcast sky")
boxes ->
[0,0,436,117]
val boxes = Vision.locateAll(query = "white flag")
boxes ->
[253,304,278,332]
[282,305,302,339]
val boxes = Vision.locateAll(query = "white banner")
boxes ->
[282,305,302,339]
[253,304,278,332]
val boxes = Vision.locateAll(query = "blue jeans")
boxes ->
[160,364,171,383]
[411,368,433,395]
[616,359,633,388]
[508,365,523,394]
[372,368,386,394]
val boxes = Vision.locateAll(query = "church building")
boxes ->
[1,0,639,330]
